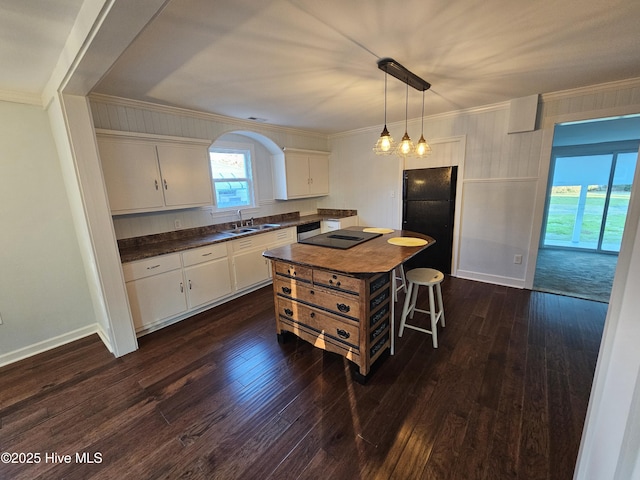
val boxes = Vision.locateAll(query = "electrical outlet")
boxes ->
[514,254,523,264]
[174,219,182,229]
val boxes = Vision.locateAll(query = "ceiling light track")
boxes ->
[377,58,430,92]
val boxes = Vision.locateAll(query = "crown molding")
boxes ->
[540,77,640,103]
[0,89,43,107]
[88,93,328,140]
[330,101,510,139]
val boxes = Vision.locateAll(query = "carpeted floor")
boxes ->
[533,248,618,303]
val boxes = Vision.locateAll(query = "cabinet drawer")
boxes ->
[275,279,360,320]
[277,298,359,348]
[182,243,228,267]
[312,269,361,295]
[122,253,182,281]
[273,262,313,283]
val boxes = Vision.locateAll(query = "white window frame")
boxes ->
[209,140,257,211]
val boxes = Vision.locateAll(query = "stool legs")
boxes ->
[436,282,445,328]
[398,280,445,348]
[393,265,407,302]
[398,281,414,337]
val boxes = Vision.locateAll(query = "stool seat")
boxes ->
[406,268,444,287]
[399,268,445,348]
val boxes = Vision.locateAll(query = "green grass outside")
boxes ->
[544,191,631,246]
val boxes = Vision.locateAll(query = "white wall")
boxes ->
[0,100,96,365]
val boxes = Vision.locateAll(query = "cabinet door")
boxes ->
[185,257,232,308]
[126,269,187,330]
[284,152,312,198]
[232,249,271,291]
[156,144,214,207]
[98,137,165,213]
[308,153,329,195]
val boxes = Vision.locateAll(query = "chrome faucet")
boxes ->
[237,209,243,226]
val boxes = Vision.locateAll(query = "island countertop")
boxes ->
[262,226,435,275]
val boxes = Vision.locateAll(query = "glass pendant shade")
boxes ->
[374,125,395,154]
[415,134,431,156]
[397,131,414,157]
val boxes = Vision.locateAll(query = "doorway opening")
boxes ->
[533,117,640,302]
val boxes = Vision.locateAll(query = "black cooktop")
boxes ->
[298,229,382,249]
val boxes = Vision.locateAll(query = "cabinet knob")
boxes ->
[163,179,168,190]
[336,329,349,339]
[282,286,292,294]
[310,312,315,318]
[154,179,159,190]
[337,303,350,313]
[284,308,293,317]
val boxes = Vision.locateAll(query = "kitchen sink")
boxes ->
[224,227,258,235]
[222,223,280,236]
[253,223,280,230]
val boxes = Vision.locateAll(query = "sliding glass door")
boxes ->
[542,142,638,253]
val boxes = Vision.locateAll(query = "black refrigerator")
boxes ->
[402,166,458,274]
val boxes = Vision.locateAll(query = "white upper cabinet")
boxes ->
[273,148,329,200]
[97,130,213,215]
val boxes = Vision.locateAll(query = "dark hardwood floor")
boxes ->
[0,277,607,479]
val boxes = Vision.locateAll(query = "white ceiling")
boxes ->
[3,0,640,134]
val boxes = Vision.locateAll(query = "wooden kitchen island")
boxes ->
[262,227,434,383]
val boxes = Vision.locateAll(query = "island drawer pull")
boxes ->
[336,329,350,339]
[201,252,213,257]
[337,303,350,313]
[281,286,292,294]
[146,264,161,270]
[284,308,293,317]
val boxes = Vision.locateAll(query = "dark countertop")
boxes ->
[118,210,357,263]
[263,226,435,276]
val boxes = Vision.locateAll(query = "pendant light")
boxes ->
[373,73,395,155]
[415,89,431,157]
[396,82,414,158]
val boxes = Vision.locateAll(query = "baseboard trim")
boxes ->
[455,270,526,289]
[0,324,100,368]
[96,324,114,354]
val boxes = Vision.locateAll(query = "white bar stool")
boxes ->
[393,264,407,302]
[398,268,445,348]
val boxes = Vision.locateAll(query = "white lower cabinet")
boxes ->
[183,243,232,309]
[232,248,271,291]
[123,254,188,331]
[122,227,296,334]
[230,227,295,291]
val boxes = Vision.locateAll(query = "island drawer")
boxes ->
[274,279,360,319]
[273,262,313,283]
[279,316,360,364]
[277,297,359,348]
[312,270,361,295]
